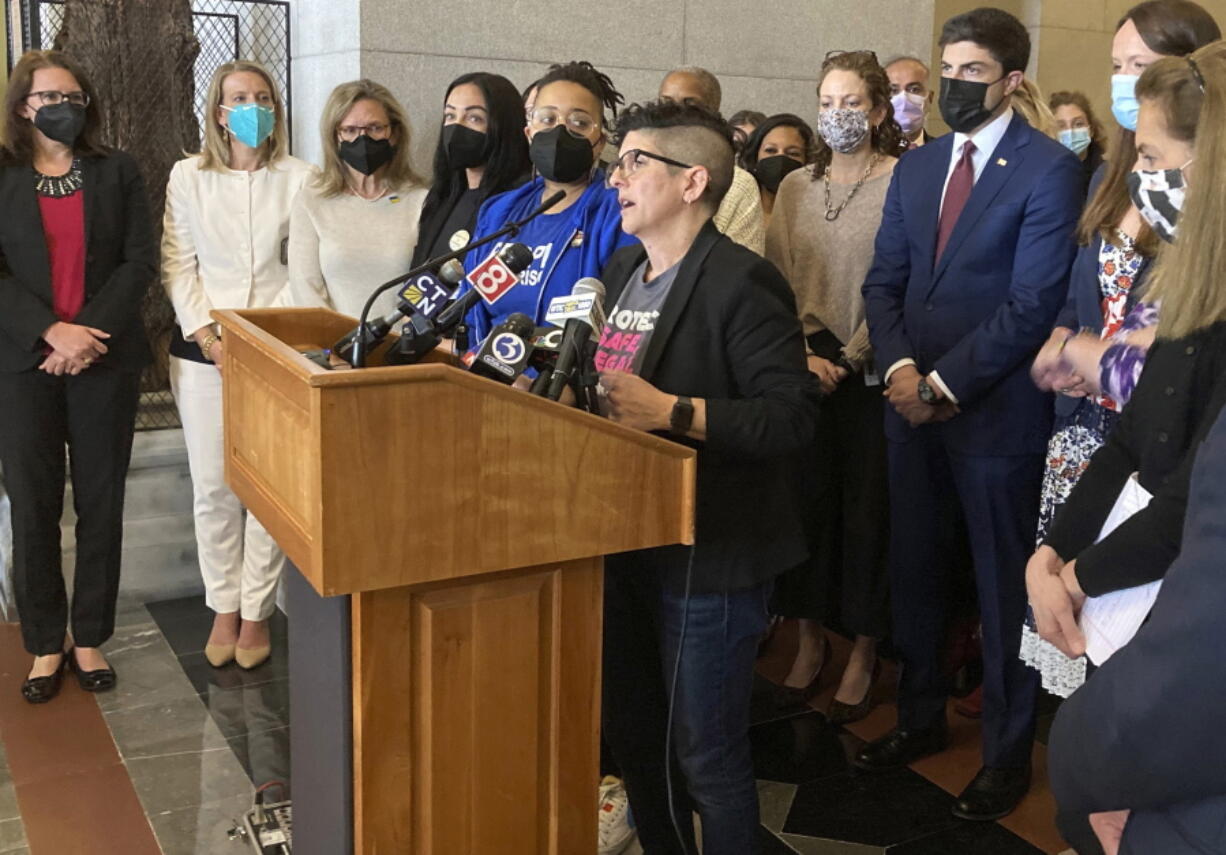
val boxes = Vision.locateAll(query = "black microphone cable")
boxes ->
[664,544,698,855]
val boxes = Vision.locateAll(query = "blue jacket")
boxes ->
[1049,406,1226,855]
[861,115,1083,455]
[462,176,637,344]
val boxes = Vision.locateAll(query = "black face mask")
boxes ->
[443,123,489,169]
[938,76,1005,134]
[339,135,395,175]
[34,103,87,146]
[529,126,595,183]
[754,155,804,194]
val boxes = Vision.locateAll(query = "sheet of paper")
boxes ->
[1079,473,1160,666]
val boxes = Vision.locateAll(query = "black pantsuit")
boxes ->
[0,152,155,656]
[773,330,890,639]
[0,366,140,653]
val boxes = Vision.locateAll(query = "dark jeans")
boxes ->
[0,366,140,654]
[602,553,771,855]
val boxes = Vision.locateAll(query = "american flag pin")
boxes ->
[996,158,1008,166]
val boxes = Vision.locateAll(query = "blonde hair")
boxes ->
[1139,42,1226,340]
[199,60,289,172]
[315,79,423,198]
[1011,78,1058,139]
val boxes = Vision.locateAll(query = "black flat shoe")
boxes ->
[68,647,117,693]
[853,720,948,771]
[952,765,1031,821]
[773,634,832,709]
[827,659,882,726]
[21,653,65,704]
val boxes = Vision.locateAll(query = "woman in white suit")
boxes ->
[161,60,312,670]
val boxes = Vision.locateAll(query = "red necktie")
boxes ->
[936,140,976,262]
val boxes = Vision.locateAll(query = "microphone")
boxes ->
[469,312,536,384]
[527,325,564,395]
[543,278,606,401]
[386,242,534,366]
[332,260,466,366]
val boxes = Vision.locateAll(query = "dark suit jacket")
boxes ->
[1049,405,1226,855]
[861,114,1083,454]
[600,220,821,593]
[0,151,156,373]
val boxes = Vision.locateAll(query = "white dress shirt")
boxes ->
[162,154,315,339]
[887,107,1015,403]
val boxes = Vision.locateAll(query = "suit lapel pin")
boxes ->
[996,157,1008,166]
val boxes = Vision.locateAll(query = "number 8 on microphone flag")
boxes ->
[467,251,520,305]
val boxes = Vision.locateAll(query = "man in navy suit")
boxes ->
[859,7,1082,820]
[1049,408,1226,855]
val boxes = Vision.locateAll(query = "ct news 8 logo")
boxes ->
[491,333,526,364]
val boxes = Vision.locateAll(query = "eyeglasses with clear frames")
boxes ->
[27,90,90,108]
[528,108,598,136]
[337,122,390,142]
[604,148,694,187]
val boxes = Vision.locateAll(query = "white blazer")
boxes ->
[161,154,314,339]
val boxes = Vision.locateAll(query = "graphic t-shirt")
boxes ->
[594,259,680,376]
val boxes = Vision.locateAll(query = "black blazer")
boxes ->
[600,220,821,593]
[0,151,156,373]
[1044,321,1226,595]
[1049,407,1226,855]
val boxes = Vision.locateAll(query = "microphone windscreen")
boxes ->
[499,243,534,274]
[438,258,466,285]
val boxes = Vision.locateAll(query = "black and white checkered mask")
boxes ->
[1126,162,1190,244]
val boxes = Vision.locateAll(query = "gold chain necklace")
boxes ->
[823,154,880,222]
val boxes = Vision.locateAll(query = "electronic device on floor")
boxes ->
[228,784,291,853]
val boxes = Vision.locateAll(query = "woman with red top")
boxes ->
[0,51,155,704]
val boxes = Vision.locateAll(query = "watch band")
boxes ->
[669,395,694,436]
[917,377,938,405]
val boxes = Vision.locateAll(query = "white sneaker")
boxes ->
[598,775,636,854]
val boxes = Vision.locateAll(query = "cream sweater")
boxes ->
[765,164,893,368]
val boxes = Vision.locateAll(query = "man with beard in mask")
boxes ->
[885,56,935,149]
[858,7,1082,822]
[659,67,766,254]
[461,61,637,346]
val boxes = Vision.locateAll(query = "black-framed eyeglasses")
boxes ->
[26,90,90,108]
[605,148,693,186]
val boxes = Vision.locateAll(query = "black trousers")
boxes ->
[0,365,140,654]
[773,333,891,638]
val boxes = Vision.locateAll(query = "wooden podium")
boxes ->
[212,308,696,855]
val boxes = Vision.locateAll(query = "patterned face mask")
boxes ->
[1126,161,1191,244]
[818,107,870,154]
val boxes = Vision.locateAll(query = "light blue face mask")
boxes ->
[1111,74,1140,131]
[1059,126,1092,156]
[223,103,276,148]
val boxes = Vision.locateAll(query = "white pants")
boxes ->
[170,356,285,621]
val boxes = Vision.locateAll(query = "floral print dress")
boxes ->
[1020,233,1153,697]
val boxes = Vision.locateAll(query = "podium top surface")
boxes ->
[214,307,697,596]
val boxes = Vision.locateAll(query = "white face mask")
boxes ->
[1058,126,1092,156]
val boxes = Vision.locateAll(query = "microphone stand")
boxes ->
[349,190,565,367]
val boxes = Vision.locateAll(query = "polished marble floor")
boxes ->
[0,595,1072,853]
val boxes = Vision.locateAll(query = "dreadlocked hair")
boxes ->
[536,61,624,125]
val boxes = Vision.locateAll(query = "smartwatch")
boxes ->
[917,377,939,405]
[669,396,694,436]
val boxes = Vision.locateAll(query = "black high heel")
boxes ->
[67,647,117,693]
[21,651,66,704]
[827,659,882,726]
[773,634,832,709]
